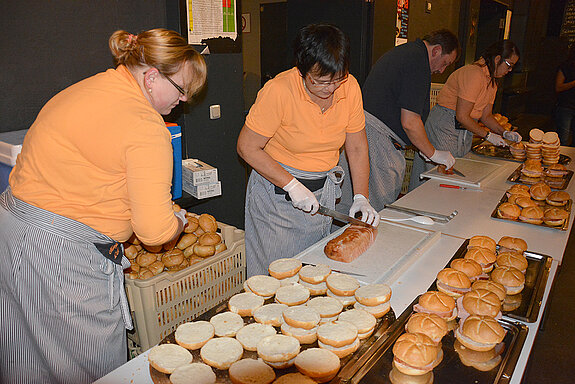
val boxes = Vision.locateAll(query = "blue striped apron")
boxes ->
[0,187,132,384]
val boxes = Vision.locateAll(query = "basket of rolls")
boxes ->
[124,209,245,354]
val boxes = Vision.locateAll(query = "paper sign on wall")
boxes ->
[186,0,238,44]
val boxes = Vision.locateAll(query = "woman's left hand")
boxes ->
[503,130,522,143]
[349,194,380,227]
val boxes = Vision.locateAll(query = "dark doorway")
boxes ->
[475,0,508,59]
[260,2,288,87]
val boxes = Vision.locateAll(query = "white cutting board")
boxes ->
[420,158,502,188]
[294,222,441,286]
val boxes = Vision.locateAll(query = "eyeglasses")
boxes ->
[503,59,515,70]
[307,73,348,88]
[163,73,186,96]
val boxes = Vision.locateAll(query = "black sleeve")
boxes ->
[397,57,429,117]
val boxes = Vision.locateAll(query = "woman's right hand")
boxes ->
[283,178,319,214]
[486,132,507,146]
[429,150,456,169]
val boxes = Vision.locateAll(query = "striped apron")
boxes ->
[0,188,133,384]
[245,164,344,277]
[336,110,406,215]
[409,105,474,190]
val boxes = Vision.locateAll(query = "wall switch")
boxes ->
[209,104,221,119]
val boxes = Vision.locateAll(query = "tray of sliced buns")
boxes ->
[346,235,544,384]
[507,160,573,190]
[146,258,398,384]
[491,183,572,230]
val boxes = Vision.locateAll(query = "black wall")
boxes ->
[0,0,247,228]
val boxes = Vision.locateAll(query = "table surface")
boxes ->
[95,146,573,384]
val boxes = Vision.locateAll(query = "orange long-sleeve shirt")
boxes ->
[9,65,179,244]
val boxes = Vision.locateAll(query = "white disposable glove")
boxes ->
[174,208,187,226]
[283,178,319,214]
[349,194,380,227]
[486,132,507,146]
[429,150,456,169]
[503,130,522,143]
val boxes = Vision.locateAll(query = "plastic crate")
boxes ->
[401,149,415,195]
[125,221,246,352]
[430,82,444,109]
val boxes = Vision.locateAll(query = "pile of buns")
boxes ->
[527,129,561,166]
[498,183,570,227]
[519,157,570,188]
[124,209,227,280]
[391,234,527,379]
[148,258,392,383]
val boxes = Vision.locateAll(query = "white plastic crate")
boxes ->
[430,82,444,109]
[125,221,245,352]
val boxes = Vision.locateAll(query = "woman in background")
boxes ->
[237,23,379,277]
[555,44,575,146]
[410,40,522,189]
[0,29,206,383]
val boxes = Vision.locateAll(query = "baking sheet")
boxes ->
[491,193,572,231]
[507,164,574,190]
[346,295,528,384]
[149,295,397,384]
[472,141,572,165]
[444,240,552,323]
[420,158,503,188]
[295,221,441,286]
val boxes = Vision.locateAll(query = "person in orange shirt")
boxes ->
[237,24,379,277]
[0,29,206,383]
[410,40,521,189]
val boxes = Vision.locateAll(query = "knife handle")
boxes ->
[273,186,292,201]
[439,184,460,189]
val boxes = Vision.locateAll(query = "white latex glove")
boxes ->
[503,130,522,143]
[486,132,507,146]
[174,208,187,226]
[349,194,380,227]
[283,178,319,214]
[429,150,456,169]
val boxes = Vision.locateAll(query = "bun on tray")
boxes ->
[468,235,497,253]
[229,358,276,384]
[498,236,528,253]
[392,332,439,376]
[496,252,528,274]
[455,315,505,352]
[169,363,216,384]
[497,202,521,221]
[436,268,472,298]
[546,191,570,207]
[471,280,506,302]
[354,283,392,306]
[175,321,215,350]
[413,291,457,321]
[294,348,341,383]
[518,206,544,225]
[268,258,302,279]
[543,207,569,227]
[491,266,525,295]
[148,343,194,374]
[200,337,244,370]
[464,248,497,273]
[405,312,448,345]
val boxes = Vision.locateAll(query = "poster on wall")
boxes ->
[561,0,575,46]
[395,0,409,46]
[186,0,238,44]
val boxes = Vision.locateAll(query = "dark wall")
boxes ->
[0,0,247,229]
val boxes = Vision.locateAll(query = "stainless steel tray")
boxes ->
[149,294,397,384]
[343,295,528,384]
[507,164,574,190]
[490,192,572,231]
[445,240,552,323]
[472,141,571,165]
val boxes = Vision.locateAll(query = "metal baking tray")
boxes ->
[472,141,571,165]
[342,295,528,384]
[443,240,552,323]
[507,164,574,190]
[149,293,397,384]
[490,193,572,231]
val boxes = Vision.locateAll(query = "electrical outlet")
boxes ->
[209,104,221,119]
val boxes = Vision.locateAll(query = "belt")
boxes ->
[274,176,327,201]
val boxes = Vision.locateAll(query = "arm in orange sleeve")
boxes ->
[125,130,180,245]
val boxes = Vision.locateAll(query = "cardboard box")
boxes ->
[182,159,218,186]
[183,181,222,199]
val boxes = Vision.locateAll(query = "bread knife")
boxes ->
[451,167,466,177]
[301,263,367,277]
[317,205,372,228]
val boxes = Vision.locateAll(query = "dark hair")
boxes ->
[479,40,520,86]
[423,29,460,58]
[293,23,350,79]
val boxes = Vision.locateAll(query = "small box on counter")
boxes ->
[184,181,222,199]
[182,159,218,186]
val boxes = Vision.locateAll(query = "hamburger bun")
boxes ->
[491,266,526,295]
[175,321,215,350]
[169,363,216,384]
[518,206,544,225]
[338,308,377,334]
[268,258,302,279]
[545,163,568,177]
[543,207,570,227]
[542,131,559,144]
[306,296,343,318]
[455,315,506,352]
[388,366,434,384]
[272,373,317,384]
[327,289,357,307]
[317,337,360,358]
[245,275,281,298]
[282,305,321,330]
[275,284,310,306]
[228,292,265,317]
[529,182,552,201]
[280,322,318,345]
[148,343,194,374]
[256,334,300,363]
[436,268,472,298]
[546,191,570,207]
[450,258,484,280]
[353,300,391,318]
[210,311,244,337]
[507,184,530,195]
[468,235,497,253]
[354,283,392,306]
[298,263,331,284]
[513,196,537,208]
[497,202,521,220]
[453,339,503,372]
[413,291,457,321]
[497,236,528,253]
[200,337,244,370]
[464,248,497,273]
[459,289,502,319]
[496,252,528,273]
[317,321,358,348]
[405,312,448,344]
[502,293,523,312]
[392,333,439,375]
[325,273,360,296]
[529,128,544,143]
[294,348,340,383]
[471,280,506,302]
[299,279,328,296]
[235,323,277,352]
[253,303,288,327]
[229,359,276,384]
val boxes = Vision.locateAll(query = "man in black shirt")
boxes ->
[336,30,459,216]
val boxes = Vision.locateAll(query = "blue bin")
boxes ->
[166,123,182,200]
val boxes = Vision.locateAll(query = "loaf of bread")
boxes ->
[324,225,377,263]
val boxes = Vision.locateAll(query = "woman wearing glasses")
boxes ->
[410,40,521,189]
[0,29,206,383]
[237,23,379,277]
